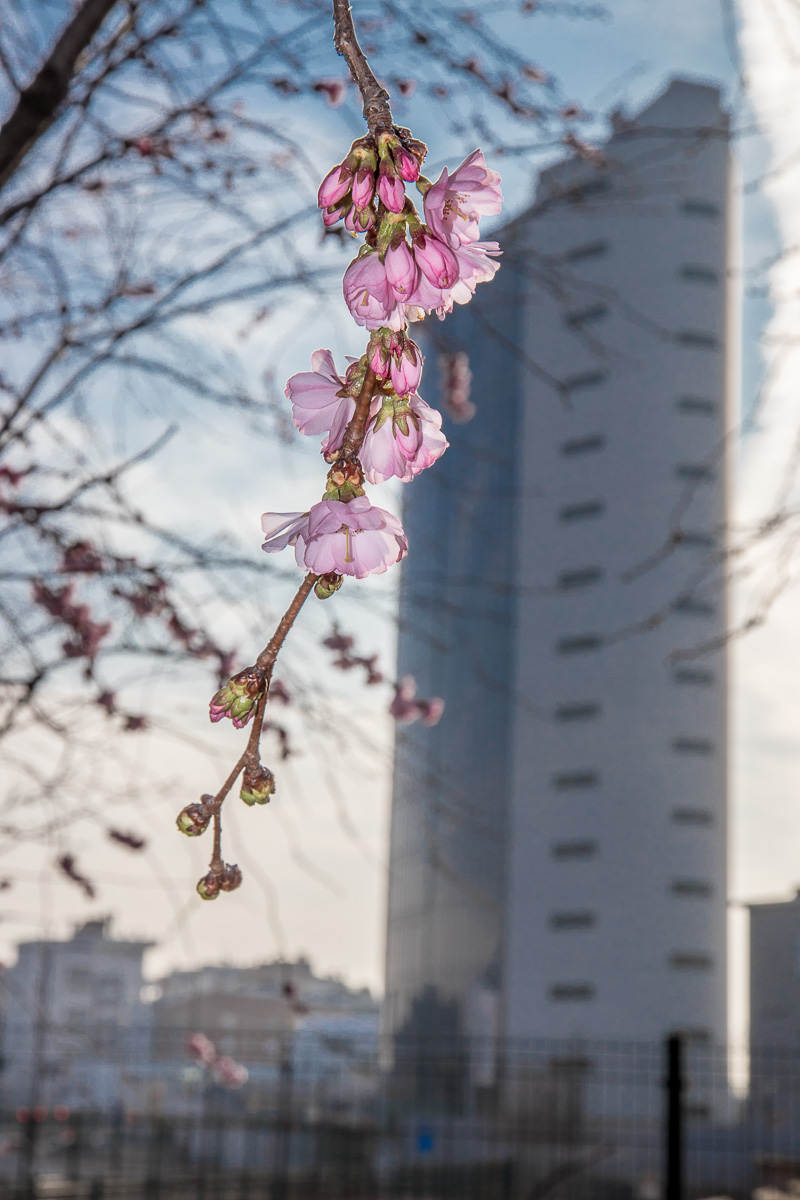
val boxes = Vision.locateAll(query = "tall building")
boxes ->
[385,79,734,1052]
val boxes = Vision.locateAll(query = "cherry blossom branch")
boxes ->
[184,572,317,899]
[332,0,393,136]
[185,0,502,902]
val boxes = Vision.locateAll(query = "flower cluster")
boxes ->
[261,142,502,581]
[191,116,501,904]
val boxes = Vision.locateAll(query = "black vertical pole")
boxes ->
[664,1034,684,1200]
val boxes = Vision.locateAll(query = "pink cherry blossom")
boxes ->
[389,676,445,725]
[343,251,405,330]
[361,395,448,485]
[318,164,352,209]
[412,232,460,289]
[394,146,420,182]
[351,166,375,209]
[384,240,419,299]
[389,337,422,396]
[285,350,355,448]
[423,149,503,248]
[448,240,501,305]
[377,163,406,212]
[261,497,408,579]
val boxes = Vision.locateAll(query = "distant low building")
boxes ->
[0,919,152,1110]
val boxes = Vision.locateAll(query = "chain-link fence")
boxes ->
[1,1030,799,1199]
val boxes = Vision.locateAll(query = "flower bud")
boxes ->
[390,338,423,396]
[368,339,390,378]
[209,668,265,729]
[219,863,243,893]
[394,145,421,182]
[318,163,353,209]
[412,232,460,289]
[351,166,375,209]
[384,239,419,299]
[323,198,351,228]
[314,573,344,600]
[377,161,406,213]
[176,797,213,837]
[240,764,276,806]
[196,871,221,901]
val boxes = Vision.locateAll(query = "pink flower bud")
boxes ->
[413,233,460,289]
[351,166,375,208]
[377,164,406,213]
[369,341,390,378]
[322,203,348,228]
[384,240,420,299]
[394,146,420,182]
[317,163,352,208]
[390,340,422,396]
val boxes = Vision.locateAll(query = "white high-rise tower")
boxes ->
[385,79,733,1051]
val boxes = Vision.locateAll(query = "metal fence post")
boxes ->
[664,1034,683,1200]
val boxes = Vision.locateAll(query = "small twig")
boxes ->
[332,0,393,135]
[208,572,317,872]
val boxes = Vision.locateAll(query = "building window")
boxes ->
[672,737,714,755]
[676,396,716,415]
[672,808,714,827]
[672,596,715,617]
[66,968,90,991]
[552,770,599,790]
[558,567,604,590]
[673,667,715,685]
[669,952,713,971]
[678,265,720,284]
[680,199,720,218]
[552,840,598,859]
[671,880,713,898]
[676,331,720,350]
[675,464,715,482]
[556,635,602,654]
[562,239,610,263]
[550,911,597,930]
[675,531,716,548]
[563,370,608,392]
[559,500,605,522]
[549,983,596,1001]
[565,304,609,328]
[555,701,602,722]
[560,433,606,456]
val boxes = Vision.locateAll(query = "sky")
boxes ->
[3,0,799,1044]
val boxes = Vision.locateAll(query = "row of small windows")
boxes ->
[549,955,714,1002]
[677,396,716,415]
[558,201,720,267]
[555,638,719,679]
[551,746,714,789]
[555,701,601,722]
[561,433,606,456]
[550,815,714,859]
[550,890,710,932]
[679,264,720,284]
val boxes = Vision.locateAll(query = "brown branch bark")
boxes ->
[339,366,378,460]
[208,572,317,872]
[0,0,119,193]
[332,0,393,135]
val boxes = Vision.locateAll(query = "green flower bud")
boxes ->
[196,871,221,901]
[176,797,213,838]
[314,573,344,600]
[240,764,276,807]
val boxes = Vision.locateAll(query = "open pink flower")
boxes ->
[361,395,448,484]
[423,149,503,248]
[447,241,502,306]
[261,497,408,579]
[285,350,355,448]
[343,251,405,330]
